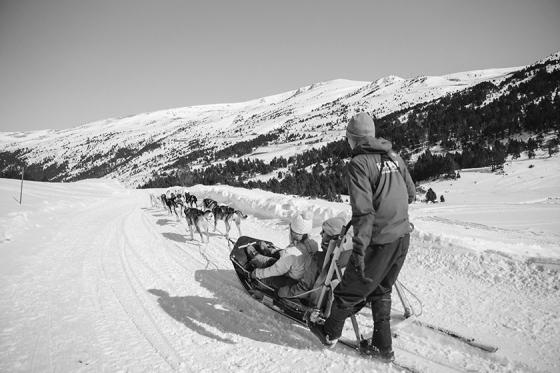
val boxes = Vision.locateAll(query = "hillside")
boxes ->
[1,52,559,202]
[0,61,528,187]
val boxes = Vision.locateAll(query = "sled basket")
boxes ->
[229,227,354,323]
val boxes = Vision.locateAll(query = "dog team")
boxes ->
[150,188,247,243]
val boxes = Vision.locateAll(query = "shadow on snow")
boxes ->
[149,269,321,350]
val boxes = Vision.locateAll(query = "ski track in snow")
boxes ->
[0,179,559,373]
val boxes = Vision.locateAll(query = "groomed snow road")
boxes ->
[0,179,558,372]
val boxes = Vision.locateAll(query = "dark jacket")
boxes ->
[348,137,415,260]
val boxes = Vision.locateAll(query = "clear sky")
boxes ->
[0,0,559,132]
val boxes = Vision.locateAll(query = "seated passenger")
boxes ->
[249,214,318,289]
[277,217,346,302]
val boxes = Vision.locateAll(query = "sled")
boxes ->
[229,223,402,338]
[229,224,498,355]
[229,235,322,322]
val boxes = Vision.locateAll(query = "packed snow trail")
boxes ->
[0,178,558,372]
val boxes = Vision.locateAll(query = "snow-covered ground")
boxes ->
[1,156,559,372]
[414,156,560,261]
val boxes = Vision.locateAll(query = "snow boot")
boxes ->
[358,339,395,363]
[370,293,393,354]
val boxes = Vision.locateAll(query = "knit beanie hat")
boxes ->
[290,213,313,235]
[321,217,346,236]
[346,112,375,138]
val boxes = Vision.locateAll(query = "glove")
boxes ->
[351,253,373,284]
[246,244,258,258]
[249,270,258,280]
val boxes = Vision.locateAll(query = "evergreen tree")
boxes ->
[546,138,559,157]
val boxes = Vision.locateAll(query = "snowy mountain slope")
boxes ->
[481,51,560,107]
[0,57,531,187]
[0,155,559,372]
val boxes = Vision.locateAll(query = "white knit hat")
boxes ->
[290,214,313,235]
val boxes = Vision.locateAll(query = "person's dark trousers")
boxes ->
[323,233,410,349]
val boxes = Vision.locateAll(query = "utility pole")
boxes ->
[19,166,24,204]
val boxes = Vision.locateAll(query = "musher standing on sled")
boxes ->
[309,112,416,362]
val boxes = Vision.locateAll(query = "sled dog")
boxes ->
[172,195,185,218]
[150,193,161,207]
[212,205,248,239]
[184,193,198,208]
[203,198,219,211]
[184,207,214,243]
[161,194,175,215]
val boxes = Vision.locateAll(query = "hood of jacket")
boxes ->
[351,136,392,156]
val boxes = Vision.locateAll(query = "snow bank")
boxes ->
[185,184,351,229]
[158,155,560,264]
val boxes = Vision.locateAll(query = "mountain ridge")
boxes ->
[1,52,558,187]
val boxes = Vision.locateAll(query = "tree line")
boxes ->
[140,131,558,201]
[376,64,560,150]
[141,61,560,200]
[5,59,560,199]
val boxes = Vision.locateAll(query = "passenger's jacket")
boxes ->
[348,137,415,261]
[277,232,353,301]
[254,238,319,280]
[277,251,324,299]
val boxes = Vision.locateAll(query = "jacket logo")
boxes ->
[376,160,399,175]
